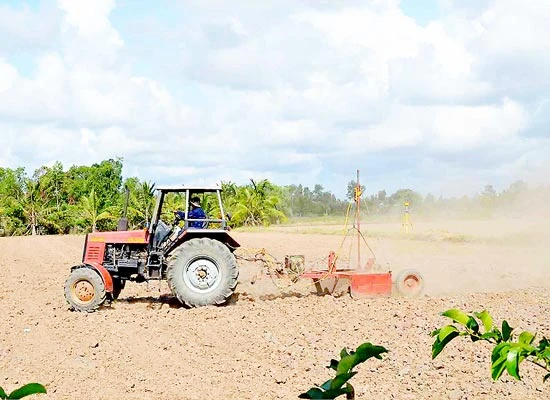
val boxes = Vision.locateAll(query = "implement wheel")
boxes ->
[64,267,107,312]
[167,238,238,307]
[395,269,424,298]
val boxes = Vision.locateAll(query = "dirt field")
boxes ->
[1,218,549,399]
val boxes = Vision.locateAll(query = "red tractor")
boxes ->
[64,186,240,311]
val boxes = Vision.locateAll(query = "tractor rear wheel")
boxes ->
[64,267,107,312]
[167,238,239,307]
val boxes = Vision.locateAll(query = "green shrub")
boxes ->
[432,309,550,382]
[299,342,388,399]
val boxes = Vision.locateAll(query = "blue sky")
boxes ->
[400,0,441,25]
[0,0,548,199]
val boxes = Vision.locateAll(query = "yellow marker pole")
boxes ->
[402,201,412,234]
[355,169,361,271]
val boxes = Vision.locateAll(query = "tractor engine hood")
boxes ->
[86,229,150,244]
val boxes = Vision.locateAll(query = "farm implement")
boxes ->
[237,170,424,299]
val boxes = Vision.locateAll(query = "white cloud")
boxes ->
[0,1,60,54]
[0,61,18,92]
[58,0,123,66]
[429,99,529,151]
[293,7,421,59]
[0,0,548,198]
[477,0,550,55]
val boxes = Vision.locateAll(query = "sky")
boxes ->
[0,0,549,199]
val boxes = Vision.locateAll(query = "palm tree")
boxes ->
[76,188,116,232]
[158,192,184,223]
[221,180,238,201]
[127,181,156,228]
[21,179,58,235]
[136,181,155,222]
[232,186,262,226]
[230,179,286,227]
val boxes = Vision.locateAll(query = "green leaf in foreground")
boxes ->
[299,388,325,399]
[518,331,535,346]
[321,387,351,399]
[432,325,460,359]
[505,348,521,380]
[355,342,388,360]
[502,320,513,341]
[327,359,339,371]
[330,372,357,390]
[435,308,550,383]
[466,316,480,334]
[5,384,46,399]
[480,331,502,342]
[492,355,508,381]
[491,343,511,380]
[336,343,388,375]
[301,342,386,399]
[441,309,471,326]
[437,325,459,342]
[474,310,493,333]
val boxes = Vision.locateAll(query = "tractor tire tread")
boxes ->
[167,238,238,307]
[64,266,107,312]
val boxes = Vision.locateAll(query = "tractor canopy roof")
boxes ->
[155,185,222,193]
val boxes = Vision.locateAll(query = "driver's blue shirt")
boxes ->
[176,208,207,228]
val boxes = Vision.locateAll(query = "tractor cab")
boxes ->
[148,185,238,254]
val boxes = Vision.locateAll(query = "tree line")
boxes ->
[0,158,547,235]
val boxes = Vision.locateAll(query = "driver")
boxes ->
[174,196,207,228]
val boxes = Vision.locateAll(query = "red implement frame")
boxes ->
[300,170,392,298]
[301,254,392,298]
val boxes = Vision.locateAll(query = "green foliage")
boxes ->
[123,179,156,229]
[346,180,365,202]
[74,188,118,232]
[285,184,347,217]
[432,309,550,382]
[0,383,46,399]
[20,178,59,235]
[357,187,424,216]
[479,185,497,216]
[225,179,286,227]
[65,158,123,208]
[299,342,388,399]
[0,159,546,234]
[0,159,126,235]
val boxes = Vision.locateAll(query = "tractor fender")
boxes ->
[72,263,114,293]
[167,230,240,254]
[215,231,240,250]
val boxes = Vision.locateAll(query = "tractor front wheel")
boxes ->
[64,267,107,312]
[167,238,239,307]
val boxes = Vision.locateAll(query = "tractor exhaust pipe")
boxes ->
[117,185,130,231]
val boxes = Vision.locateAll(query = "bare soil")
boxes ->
[1,218,549,399]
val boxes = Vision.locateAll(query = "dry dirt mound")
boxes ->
[0,233,549,399]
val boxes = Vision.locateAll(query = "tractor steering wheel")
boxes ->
[173,210,185,225]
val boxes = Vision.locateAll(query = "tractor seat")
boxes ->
[153,220,172,248]
[188,217,209,229]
